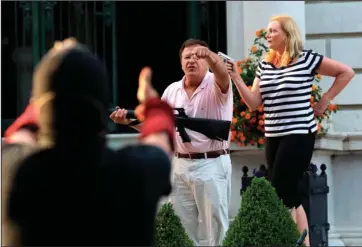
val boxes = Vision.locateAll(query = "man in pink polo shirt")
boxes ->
[110,38,233,246]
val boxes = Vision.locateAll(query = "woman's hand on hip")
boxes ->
[313,95,330,117]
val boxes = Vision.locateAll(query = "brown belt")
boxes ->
[175,149,230,159]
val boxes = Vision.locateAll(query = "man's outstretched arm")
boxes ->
[206,51,230,93]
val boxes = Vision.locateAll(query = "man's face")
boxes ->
[181,45,209,78]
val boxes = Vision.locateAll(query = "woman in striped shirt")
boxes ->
[227,15,355,246]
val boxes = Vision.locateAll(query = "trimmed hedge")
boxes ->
[223,177,301,247]
[154,202,193,247]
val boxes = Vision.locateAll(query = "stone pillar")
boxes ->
[226,1,306,60]
[226,1,245,60]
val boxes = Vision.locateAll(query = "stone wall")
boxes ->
[305,1,362,133]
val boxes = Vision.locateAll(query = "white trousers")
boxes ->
[169,154,232,246]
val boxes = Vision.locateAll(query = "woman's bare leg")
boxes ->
[296,205,310,246]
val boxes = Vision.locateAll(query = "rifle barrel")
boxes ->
[125,110,136,119]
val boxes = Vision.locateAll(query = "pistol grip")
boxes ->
[177,126,191,143]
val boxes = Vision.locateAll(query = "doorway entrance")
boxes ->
[114,1,227,133]
[1,1,227,135]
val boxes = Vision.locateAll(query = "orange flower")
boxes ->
[257,105,263,112]
[245,113,251,120]
[237,132,246,142]
[258,137,265,145]
[238,58,250,66]
[232,118,238,124]
[251,46,258,53]
[231,130,236,140]
[316,74,322,80]
[258,120,264,126]
[328,104,337,111]
[240,111,246,117]
[255,30,261,37]
[312,84,317,91]
[237,66,243,74]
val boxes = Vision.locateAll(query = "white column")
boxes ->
[227,1,306,60]
[226,1,245,60]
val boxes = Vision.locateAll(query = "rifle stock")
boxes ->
[176,116,231,143]
[123,108,231,143]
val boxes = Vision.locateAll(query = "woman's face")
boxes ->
[266,20,287,51]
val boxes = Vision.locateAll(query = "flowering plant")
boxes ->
[231,28,338,148]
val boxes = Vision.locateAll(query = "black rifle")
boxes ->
[125,108,231,143]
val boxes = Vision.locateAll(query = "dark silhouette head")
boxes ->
[31,43,109,146]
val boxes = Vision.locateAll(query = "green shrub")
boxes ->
[223,177,300,247]
[154,202,194,247]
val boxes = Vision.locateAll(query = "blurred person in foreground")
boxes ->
[2,108,39,246]
[7,38,175,246]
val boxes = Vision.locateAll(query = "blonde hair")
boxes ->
[265,15,303,67]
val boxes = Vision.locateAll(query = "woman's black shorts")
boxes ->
[265,132,316,209]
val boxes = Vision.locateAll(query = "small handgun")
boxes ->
[217,51,234,63]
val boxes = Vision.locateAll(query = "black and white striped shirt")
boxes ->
[256,49,323,137]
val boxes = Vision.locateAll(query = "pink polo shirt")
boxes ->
[161,71,233,153]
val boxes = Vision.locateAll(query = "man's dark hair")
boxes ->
[179,38,209,59]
